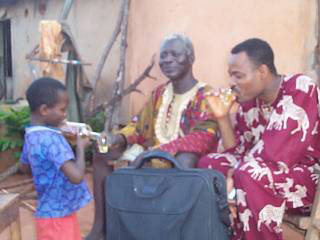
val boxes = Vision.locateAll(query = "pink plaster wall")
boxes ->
[125,0,317,118]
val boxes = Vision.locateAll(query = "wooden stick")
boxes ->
[105,0,131,132]
[29,57,91,65]
[25,44,40,60]
[0,163,19,183]
[0,178,33,190]
[88,55,156,117]
[19,201,36,213]
[90,0,127,110]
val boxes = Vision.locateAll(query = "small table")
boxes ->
[0,193,21,240]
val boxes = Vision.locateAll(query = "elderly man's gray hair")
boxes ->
[160,33,195,63]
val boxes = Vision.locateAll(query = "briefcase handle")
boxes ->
[134,149,185,170]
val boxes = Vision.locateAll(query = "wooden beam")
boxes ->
[0,178,33,190]
[0,193,21,239]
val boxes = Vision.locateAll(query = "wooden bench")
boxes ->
[284,171,320,240]
[0,193,21,240]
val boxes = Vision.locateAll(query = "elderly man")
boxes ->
[86,34,219,240]
[198,38,320,240]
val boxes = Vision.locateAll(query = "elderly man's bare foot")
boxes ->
[85,227,105,240]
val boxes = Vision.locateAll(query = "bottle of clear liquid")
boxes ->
[60,121,109,153]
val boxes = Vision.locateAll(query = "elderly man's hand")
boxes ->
[99,132,126,150]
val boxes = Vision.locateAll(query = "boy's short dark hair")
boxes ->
[26,77,66,112]
[231,38,277,75]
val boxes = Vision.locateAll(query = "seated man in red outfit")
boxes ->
[86,34,220,240]
[198,38,320,240]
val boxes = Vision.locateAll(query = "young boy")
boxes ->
[19,77,92,240]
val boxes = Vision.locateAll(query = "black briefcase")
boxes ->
[105,150,230,240]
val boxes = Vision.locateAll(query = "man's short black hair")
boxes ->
[231,38,277,75]
[26,77,66,112]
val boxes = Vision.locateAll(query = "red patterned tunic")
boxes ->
[198,74,320,240]
[119,81,218,158]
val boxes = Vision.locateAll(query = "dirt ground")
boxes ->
[0,172,305,240]
[0,172,94,239]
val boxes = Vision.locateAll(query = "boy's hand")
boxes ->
[76,132,91,148]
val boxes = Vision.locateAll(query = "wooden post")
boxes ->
[9,218,21,240]
[38,20,65,80]
[0,193,21,240]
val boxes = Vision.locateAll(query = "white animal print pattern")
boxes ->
[236,189,247,207]
[248,140,264,155]
[257,202,285,232]
[240,159,274,187]
[295,75,315,94]
[275,178,306,208]
[206,153,238,168]
[277,95,309,142]
[251,125,265,143]
[267,111,283,130]
[239,209,252,231]
[244,107,260,126]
